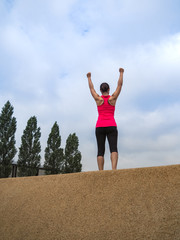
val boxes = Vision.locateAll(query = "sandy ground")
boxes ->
[0,164,180,240]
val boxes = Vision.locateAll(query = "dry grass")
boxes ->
[0,164,180,240]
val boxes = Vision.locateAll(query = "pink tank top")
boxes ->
[96,95,117,128]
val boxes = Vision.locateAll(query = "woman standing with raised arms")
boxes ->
[87,68,124,170]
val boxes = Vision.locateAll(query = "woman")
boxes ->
[87,68,124,170]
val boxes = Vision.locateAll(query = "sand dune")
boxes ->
[0,164,180,240]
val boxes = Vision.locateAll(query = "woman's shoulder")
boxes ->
[96,96,104,106]
[108,95,116,106]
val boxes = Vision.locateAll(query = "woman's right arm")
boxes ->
[87,72,103,105]
[109,68,124,105]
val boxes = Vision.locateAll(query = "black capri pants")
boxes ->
[95,126,118,157]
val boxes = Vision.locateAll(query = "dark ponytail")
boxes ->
[100,83,109,93]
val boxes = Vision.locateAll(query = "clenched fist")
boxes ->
[119,68,124,73]
[87,72,91,78]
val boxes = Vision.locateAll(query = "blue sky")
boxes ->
[0,0,180,171]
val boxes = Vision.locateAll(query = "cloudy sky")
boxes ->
[0,0,180,171]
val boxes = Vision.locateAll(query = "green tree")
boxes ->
[0,101,17,178]
[64,133,82,173]
[44,122,64,175]
[17,116,41,177]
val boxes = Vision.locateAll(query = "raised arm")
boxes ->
[87,72,103,105]
[109,68,124,105]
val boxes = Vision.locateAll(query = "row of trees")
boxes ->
[0,101,82,178]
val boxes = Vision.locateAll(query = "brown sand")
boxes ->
[0,164,180,240]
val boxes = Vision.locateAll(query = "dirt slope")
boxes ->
[0,164,180,240]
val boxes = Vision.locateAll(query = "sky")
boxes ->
[0,0,180,171]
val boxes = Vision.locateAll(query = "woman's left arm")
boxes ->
[87,72,102,104]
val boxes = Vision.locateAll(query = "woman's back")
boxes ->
[96,95,117,128]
